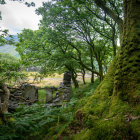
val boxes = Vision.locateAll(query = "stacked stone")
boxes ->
[52,71,72,103]
[0,83,38,112]
[8,88,22,112]
[62,71,72,101]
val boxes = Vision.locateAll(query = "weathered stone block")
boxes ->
[21,83,38,101]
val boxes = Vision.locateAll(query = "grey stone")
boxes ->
[63,71,72,85]
[45,88,53,103]
[21,83,38,101]
[44,87,57,103]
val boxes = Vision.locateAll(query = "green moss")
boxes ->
[109,97,131,117]
[133,104,140,116]
[73,116,132,140]
[71,56,140,139]
[131,120,140,139]
[0,118,3,125]
[72,129,93,140]
[76,94,139,140]
[136,71,140,78]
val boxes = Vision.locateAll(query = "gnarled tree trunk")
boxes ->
[0,83,10,114]
[113,0,140,102]
[71,72,79,88]
[94,0,140,103]
[0,83,10,123]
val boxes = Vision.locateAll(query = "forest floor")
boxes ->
[0,74,139,140]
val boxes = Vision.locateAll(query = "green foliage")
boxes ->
[0,52,24,83]
[72,79,100,99]
[0,52,18,62]
[16,0,119,80]
[0,104,74,140]
[0,30,14,46]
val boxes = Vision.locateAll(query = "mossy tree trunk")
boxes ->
[113,0,140,102]
[94,0,140,103]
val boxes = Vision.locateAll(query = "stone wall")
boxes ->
[0,83,38,112]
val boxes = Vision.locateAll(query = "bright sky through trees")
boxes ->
[0,0,50,34]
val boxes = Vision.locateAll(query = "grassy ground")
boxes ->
[25,72,63,87]
[24,72,92,87]
[38,89,46,104]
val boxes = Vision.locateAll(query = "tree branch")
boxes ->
[93,0,123,32]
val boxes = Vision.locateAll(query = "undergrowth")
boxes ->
[0,80,100,140]
[0,78,139,140]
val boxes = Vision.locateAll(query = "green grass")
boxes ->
[38,88,57,104]
[38,89,46,103]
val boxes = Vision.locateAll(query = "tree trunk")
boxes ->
[82,74,86,84]
[94,0,140,103]
[0,96,2,113]
[91,71,94,83]
[90,47,95,83]
[98,60,103,81]
[113,0,140,102]
[81,69,86,84]
[71,72,79,88]
[95,54,104,81]
[0,83,10,123]
[0,83,10,114]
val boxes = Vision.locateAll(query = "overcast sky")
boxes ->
[0,0,49,35]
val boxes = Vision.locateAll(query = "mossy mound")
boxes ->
[69,58,140,139]
[71,95,140,140]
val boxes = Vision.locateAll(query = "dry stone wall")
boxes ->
[45,71,72,105]
[0,83,38,112]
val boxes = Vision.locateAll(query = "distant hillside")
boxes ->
[0,35,20,58]
[0,45,20,58]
